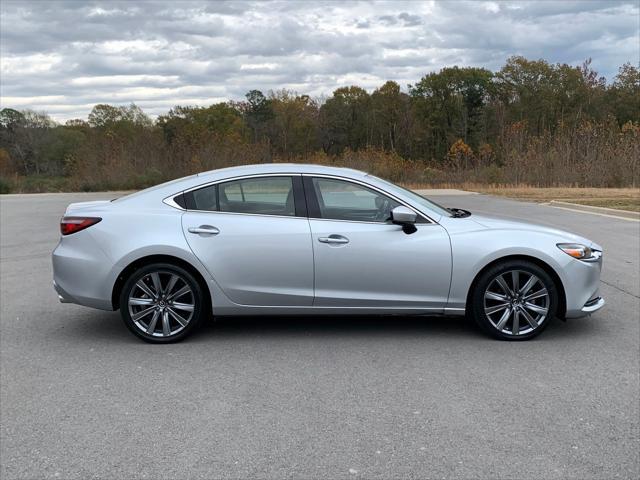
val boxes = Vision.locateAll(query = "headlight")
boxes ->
[557,243,594,260]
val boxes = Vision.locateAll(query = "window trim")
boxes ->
[291,176,308,217]
[163,172,436,224]
[302,174,433,224]
[163,194,185,210]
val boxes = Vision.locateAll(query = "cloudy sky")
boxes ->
[1,0,638,122]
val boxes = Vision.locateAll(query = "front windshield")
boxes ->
[367,175,452,217]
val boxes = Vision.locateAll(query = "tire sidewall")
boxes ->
[119,263,205,343]
[471,260,558,341]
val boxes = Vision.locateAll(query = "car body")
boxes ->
[52,164,604,342]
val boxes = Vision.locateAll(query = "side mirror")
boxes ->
[391,206,417,224]
[391,206,418,234]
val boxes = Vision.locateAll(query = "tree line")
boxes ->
[0,56,638,193]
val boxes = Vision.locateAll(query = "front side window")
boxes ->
[367,174,451,218]
[311,178,401,222]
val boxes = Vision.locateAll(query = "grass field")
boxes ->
[463,187,640,212]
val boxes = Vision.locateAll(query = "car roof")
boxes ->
[113,163,369,206]
[195,163,368,181]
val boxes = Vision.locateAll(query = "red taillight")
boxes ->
[60,217,102,236]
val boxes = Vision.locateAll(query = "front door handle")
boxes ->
[188,225,220,235]
[318,235,349,244]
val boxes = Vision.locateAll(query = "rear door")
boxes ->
[305,176,452,309]
[182,175,314,306]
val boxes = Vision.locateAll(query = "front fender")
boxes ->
[445,227,573,310]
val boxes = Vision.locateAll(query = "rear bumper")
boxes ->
[52,233,115,311]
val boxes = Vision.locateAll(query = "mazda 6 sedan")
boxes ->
[52,164,604,343]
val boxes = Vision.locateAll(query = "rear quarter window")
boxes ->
[181,184,218,211]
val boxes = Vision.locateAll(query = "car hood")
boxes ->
[467,214,600,249]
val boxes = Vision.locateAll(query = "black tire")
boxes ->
[469,260,558,341]
[119,262,206,343]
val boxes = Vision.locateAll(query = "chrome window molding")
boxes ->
[163,171,437,224]
[162,195,186,210]
[308,217,439,227]
[182,172,302,195]
[179,210,306,220]
[183,209,437,227]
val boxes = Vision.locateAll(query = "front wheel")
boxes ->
[470,260,558,340]
[119,263,205,343]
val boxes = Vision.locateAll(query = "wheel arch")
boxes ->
[111,254,212,311]
[465,254,567,319]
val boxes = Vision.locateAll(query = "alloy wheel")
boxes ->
[483,269,550,336]
[127,270,195,337]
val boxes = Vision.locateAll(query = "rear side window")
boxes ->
[219,177,294,216]
[185,176,296,216]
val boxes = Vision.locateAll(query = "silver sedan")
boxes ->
[52,164,604,343]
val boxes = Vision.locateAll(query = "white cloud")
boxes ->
[1,53,64,75]
[240,63,279,71]
[70,75,182,87]
[0,0,637,121]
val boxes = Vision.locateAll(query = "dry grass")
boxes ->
[455,186,640,212]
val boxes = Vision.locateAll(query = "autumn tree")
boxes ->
[269,90,319,156]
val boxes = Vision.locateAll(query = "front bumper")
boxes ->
[563,249,605,319]
[581,296,605,314]
[53,280,72,303]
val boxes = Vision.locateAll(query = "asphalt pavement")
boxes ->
[1,191,638,479]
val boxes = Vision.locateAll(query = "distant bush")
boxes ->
[0,177,11,194]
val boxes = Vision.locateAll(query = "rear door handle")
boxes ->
[318,235,349,244]
[188,225,220,235]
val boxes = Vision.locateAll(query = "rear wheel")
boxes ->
[119,263,205,343]
[470,260,558,340]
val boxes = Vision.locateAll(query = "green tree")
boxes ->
[320,86,371,153]
[88,103,152,129]
[411,66,493,159]
[493,56,599,134]
[0,109,56,175]
[0,108,25,129]
[242,90,274,143]
[157,103,245,145]
[607,63,640,125]
[370,81,411,152]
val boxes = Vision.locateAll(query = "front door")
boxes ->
[305,176,452,309]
